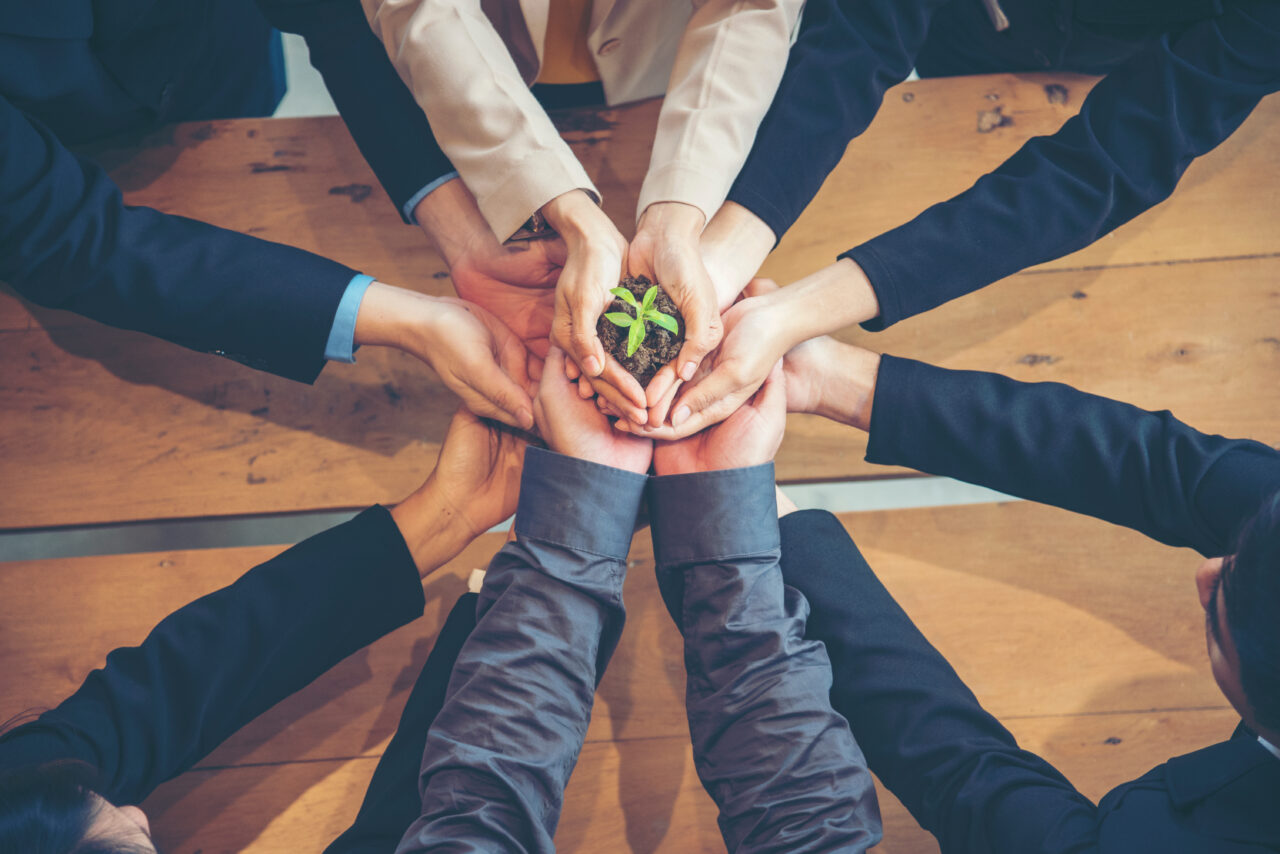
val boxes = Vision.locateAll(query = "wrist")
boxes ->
[414,177,492,266]
[701,202,775,308]
[782,257,879,341]
[637,201,706,240]
[390,481,478,577]
[816,342,880,431]
[540,189,603,242]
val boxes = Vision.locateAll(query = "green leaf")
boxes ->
[610,287,639,308]
[641,285,658,312]
[626,318,645,357]
[604,312,635,328]
[648,310,679,334]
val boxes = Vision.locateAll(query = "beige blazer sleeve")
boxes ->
[361,0,598,241]
[636,0,804,225]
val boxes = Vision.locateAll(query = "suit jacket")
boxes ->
[0,507,426,806]
[772,355,1280,852]
[0,1,454,383]
[361,0,803,239]
[727,0,1280,331]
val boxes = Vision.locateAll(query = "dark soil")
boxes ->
[596,275,685,388]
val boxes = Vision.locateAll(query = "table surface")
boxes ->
[0,70,1275,853]
[2,71,1277,529]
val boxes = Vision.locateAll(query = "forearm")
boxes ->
[650,465,878,852]
[699,201,777,309]
[637,0,803,224]
[361,0,596,240]
[845,5,1280,330]
[4,507,425,805]
[256,0,455,220]
[862,356,1280,556]
[398,448,646,853]
[725,0,941,241]
[777,510,1100,853]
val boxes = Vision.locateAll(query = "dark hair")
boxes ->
[0,760,150,853]
[1222,490,1280,733]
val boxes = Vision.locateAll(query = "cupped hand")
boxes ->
[535,347,653,474]
[629,202,724,414]
[449,235,564,358]
[427,406,529,537]
[653,361,788,476]
[617,277,800,440]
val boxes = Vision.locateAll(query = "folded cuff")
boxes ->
[636,162,725,226]
[514,447,648,560]
[649,463,779,566]
[471,148,600,242]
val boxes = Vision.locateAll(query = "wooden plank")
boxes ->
[4,252,1276,526]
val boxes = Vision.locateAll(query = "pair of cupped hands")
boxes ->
[397,188,806,445]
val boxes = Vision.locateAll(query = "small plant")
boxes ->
[604,285,680,357]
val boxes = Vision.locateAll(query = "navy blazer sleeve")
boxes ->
[726,0,945,242]
[0,507,425,807]
[866,356,1280,556]
[777,509,1104,853]
[0,93,358,384]
[845,1,1280,330]
[254,0,455,221]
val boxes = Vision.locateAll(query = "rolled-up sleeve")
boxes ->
[649,463,881,853]
[395,447,646,854]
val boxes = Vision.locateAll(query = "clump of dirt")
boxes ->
[596,275,685,388]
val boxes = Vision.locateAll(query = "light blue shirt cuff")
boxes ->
[324,274,375,363]
[403,171,460,224]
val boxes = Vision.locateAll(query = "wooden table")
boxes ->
[1,71,1276,853]
[2,72,1277,528]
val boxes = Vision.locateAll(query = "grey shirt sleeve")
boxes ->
[649,463,882,853]
[395,447,647,854]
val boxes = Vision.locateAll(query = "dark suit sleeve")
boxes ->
[779,509,1103,854]
[254,0,455,221]
[0,507,425,806]
[324,594,478,854]
[725,0,944,242]
[843,1,1280,330]
[0,94,358,383]
[866,356,1280,556]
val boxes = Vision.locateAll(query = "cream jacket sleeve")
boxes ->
[636,0,804,225]
[361,0,597,241]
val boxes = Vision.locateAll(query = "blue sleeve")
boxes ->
[394,447,648,854]
[402,171,461,225]
[649,463,882,853]
[843,1,1280,330]
[323,273,374,362]
[0,93,354,383]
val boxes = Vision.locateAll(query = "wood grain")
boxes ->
[2,74,1277,526]
[1,504,1243,851]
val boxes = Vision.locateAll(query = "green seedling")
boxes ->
[604,285,679,357]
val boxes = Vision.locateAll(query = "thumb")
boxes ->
[669,360,745,429]
[469,361,535,431]
[673,292,723,383]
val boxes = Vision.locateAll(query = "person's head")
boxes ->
[0,760,155,853]
[1195,491,1280,745]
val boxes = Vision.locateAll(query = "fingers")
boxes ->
[647,376,682,427]
[589,363,648,423]
[460,364,535,431]
[614,391,743,440]
[644,364,678,409]
[743,277,780,299]
[565,358,581,380]
[672,294,724,384]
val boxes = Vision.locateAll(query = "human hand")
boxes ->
[652,361,787,475]
[391,406,528,574]
[617,277,803,440]
[415,177,564,358]
[355,283,534,430]
[698,200,777,311]
[535,347,653,474]
[543,190,649,422]
[629,202,724,413]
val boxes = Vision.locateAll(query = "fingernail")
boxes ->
[584,356,601,375]
[614,420,630,432]
[672,406,691,426]
[519,409,534,430]
[680,361,696,381]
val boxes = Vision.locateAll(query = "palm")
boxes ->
[451,238,564,356]
[655,397,775,473]
[431,408,528,537]
[535,349,653,473]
